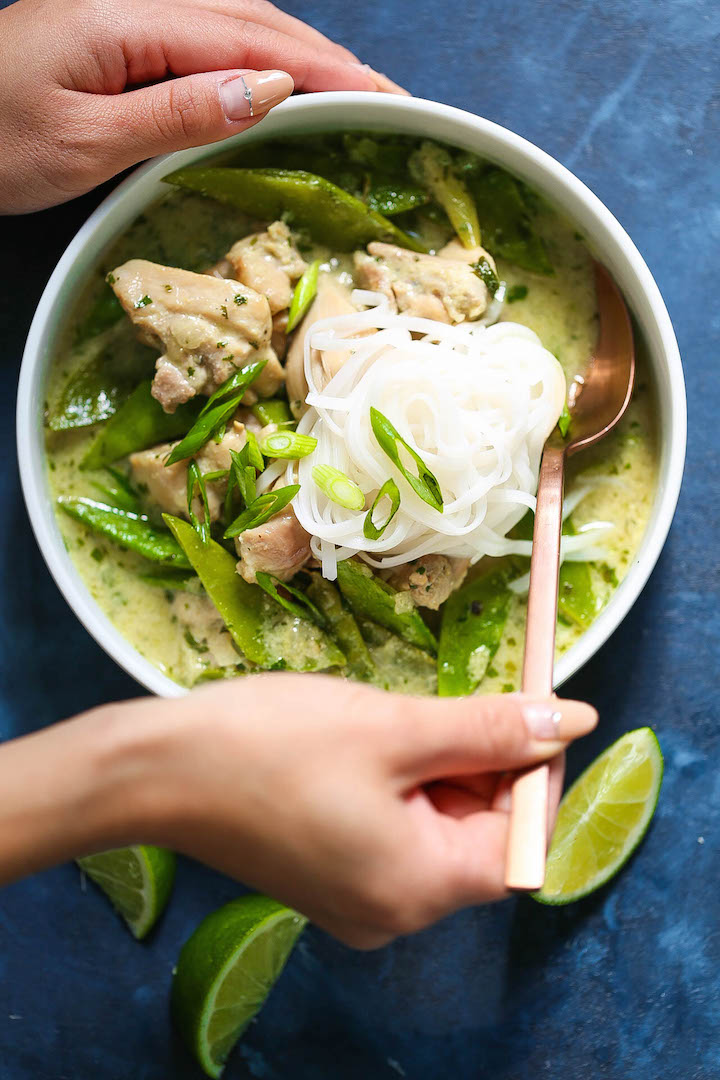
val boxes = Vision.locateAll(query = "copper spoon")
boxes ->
[504,261,635,892]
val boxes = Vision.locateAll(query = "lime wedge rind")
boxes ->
[77,845,176,939]
[172,895,307,1079]
[534,727,663,906]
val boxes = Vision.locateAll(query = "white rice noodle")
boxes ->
[284,293,601,581]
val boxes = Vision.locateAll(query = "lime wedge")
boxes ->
[172,894,307,1078]
[77,845,176,939]
[535,727,663,905]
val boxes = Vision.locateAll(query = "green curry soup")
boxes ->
[45,132,657,693]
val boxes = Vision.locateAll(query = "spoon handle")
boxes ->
[505,444,565,891]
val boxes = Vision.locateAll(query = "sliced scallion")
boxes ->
[186,461,211,543]
[363,478,401,540]
[165,359,267,466]
[312,465,365,511]
[254,572,327,626]
[369,407,443,512]
[557,401,571,438]
[287,260,321,333]
[260,430,317,459]
[224,484,300,538]
[229,448,257,508]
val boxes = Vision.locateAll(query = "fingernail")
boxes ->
[219,70,294,121]
[523,701,598,740]
[351,63,411,96]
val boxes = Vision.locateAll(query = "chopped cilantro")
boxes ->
[234,294,248,306]
[134,295,153,308]
[471,257,501,296]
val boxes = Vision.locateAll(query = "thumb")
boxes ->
[395,695,598,783]
[90,69,293,171]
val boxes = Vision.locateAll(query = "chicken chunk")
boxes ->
[354,242,491,324]
[437,238,498,267]
[285,276,358,418]
[129,423,248,522]
[226,221,307,316]
[109,259,277,412]
[384,555,470,610]
[235,505,312,584]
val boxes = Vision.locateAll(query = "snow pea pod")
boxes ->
[437,571,513,697]
[163,167,427,253]
[306,573,375,681]
[335,559,437,656]
[48,333,156,431]
[165,516,345,671]
[469,168,553,274]
[81,381,203,470]
[74,285,124,345]
[57,498,191,568]
[251,398,293,427]
[512,510,598,628]
[557,519,599,629]
[409,141,481,249]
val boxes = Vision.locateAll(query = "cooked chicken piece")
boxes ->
[129,423,248,522]
[384,555,470,610]
[226,221,307,316]
[205,257,236,280]
[109,259,274,412]
[271,310,289,360]
[285,276,358,418]
[354,242,491,324]
[437,238,498,268]
[235,504,312,584]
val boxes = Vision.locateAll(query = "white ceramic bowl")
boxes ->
[17,92,686,698]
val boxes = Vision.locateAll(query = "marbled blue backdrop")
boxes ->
[0,0,718,1076]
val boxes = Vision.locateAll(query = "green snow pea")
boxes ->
[557,518,599,629]
[365,181,430,217]
[469,168,553,274]
[162,167,427,252]
[437,571,513,697]
[74,284,124,346]
[81,381,203,470]
[409,141,481,249]
[140,569,200,591]
[165,516,345,671]
[48,335,156,431]
[335,559,437,656]
[511,510,598,629]
[58,498,191,567]
[251,399,293,427]
[306,573,375,681]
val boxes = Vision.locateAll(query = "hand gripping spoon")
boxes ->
[505,262,635,891]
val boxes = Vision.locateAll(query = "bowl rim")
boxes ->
[16,91,687,699]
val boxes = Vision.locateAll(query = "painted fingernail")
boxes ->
[219,70,294,121]
[351,63,411,95]
[523,702,598,740]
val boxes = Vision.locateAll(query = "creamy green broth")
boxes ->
[45,138,657,692]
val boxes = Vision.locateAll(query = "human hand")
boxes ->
[0,0,407,214]
[125,676,596,947]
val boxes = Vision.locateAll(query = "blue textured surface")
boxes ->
[0,0,718,1076]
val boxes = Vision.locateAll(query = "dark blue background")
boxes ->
[1,0,718,1076]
